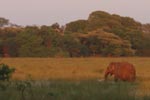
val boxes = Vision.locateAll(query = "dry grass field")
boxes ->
[0,57,150,96]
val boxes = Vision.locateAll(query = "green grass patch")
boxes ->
[0,80,148,100]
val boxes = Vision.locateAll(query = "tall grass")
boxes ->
[0,57,149,81]
[0,57,150,98]
[0,80,149,100]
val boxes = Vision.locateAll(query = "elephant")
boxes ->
[104,62,136,82]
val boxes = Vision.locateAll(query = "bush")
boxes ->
[0,63,15,81]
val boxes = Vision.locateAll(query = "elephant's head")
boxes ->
[104,62,116,80]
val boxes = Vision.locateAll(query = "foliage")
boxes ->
[0,17,9,27]
[0,63,15,81]
[51,23,60,29]
[0,10,150,57]
[64,11,144,56]
[66,20,88,33]
[76,29,135,56]
[137,37,150,56]
[60,34,82,57]
[138,24,150,56]
[16,28,46,57]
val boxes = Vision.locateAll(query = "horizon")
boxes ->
[0,0,150,26]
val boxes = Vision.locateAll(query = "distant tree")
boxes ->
[51,23,65,33]
[0,40,3,57]
[76,29,135,56]
[60,34,81,57]
[87,11,113,31]
[0,17,9,27]
[24,26,40,35]
[0,11,149,57]
[1,38,18,57]
[40,25,63,48]
[137,36,150,56]
[65,20,88,33]
[120,17,141,30]
[85,36,103,56]
[142,24,150,38]
[87,11,142,32]
[16,27,50,57]
[0,27,20,57]
[79,45,90,57]
[51,23,60,29]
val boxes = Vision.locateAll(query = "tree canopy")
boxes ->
[0,11,150,57]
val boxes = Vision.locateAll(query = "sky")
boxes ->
[0,0,150,26]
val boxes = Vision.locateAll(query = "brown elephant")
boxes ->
[104,62,136,82]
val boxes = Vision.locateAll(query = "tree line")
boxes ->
[0,11,150,57]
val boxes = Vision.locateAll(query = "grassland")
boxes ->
[0,57,149,80]
[0,57,150,99]
[0,81,142,100]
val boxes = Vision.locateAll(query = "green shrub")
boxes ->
[0,63,15,81]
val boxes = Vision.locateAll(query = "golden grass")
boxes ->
[0,57,149,80]
[0,57,150,95]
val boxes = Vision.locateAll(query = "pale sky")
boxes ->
[0,0,149,26]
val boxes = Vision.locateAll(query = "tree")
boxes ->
[0,17,9,27]
[65,20,88,33]
[51,23,60,29]
[60,34,81,57]
[84,36,102,56]
[0,63,15,81]
[16,27,51,57]
[88,11,111,26]
[0,40,3,57]
[76,29,135,56]
[0,27,20,57]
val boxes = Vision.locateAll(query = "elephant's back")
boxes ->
[116,62,136,81]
